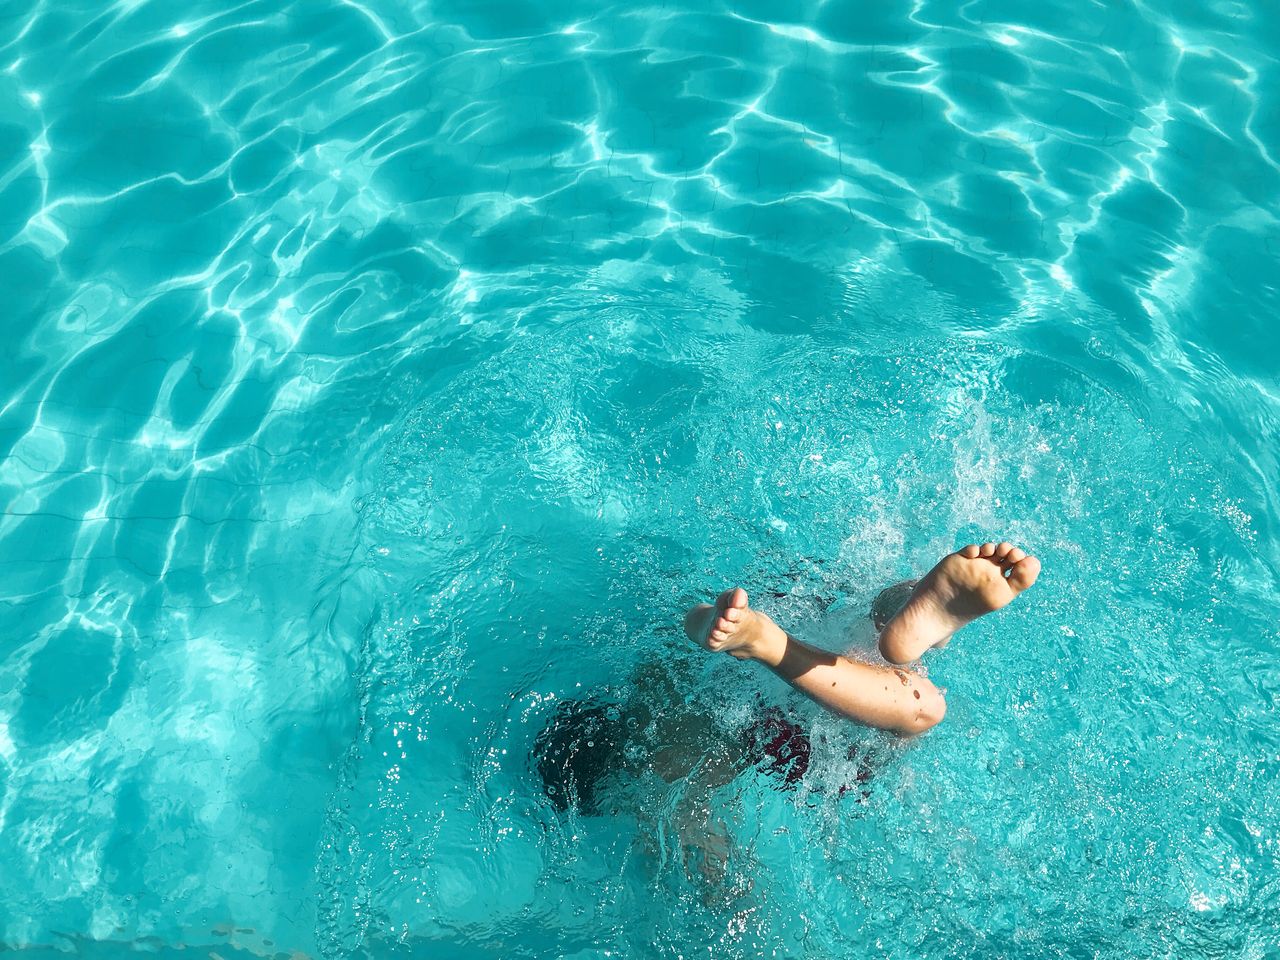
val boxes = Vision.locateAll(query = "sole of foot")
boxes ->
[877,541,1040,664]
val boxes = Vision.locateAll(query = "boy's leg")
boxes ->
[685,541,1040,735]
[685,596,945,736]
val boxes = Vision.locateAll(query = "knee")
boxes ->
[908,690,947,734]
[684,603,712,642]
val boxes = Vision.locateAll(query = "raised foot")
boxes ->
[683,587,784,663]
[877,541,1040,665]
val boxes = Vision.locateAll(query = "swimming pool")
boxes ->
[2,0,1278,956]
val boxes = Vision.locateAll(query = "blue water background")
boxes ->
[2,0,1279,957]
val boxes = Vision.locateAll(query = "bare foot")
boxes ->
[877,542,1041,665]
[684,588,787,665]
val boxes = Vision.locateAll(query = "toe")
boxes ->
[979,542,996,557]
[1007,555,1041,592]
[1002,547,1026,567]
[728,587,749,610]
[959,544,980,559]
[724,606,744,623]
[994,542,1014,561]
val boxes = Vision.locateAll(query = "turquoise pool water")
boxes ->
[2,0,1279,956]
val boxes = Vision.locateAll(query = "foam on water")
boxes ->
[1,0,1278,957]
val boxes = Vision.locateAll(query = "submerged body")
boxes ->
[534,692,867,813]
[532,541,1039,892]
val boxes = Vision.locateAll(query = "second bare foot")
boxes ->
[877,542,1041,665]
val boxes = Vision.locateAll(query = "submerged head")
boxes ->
[533,697,645,814]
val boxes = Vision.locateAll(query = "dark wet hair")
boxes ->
[533,697,643,814]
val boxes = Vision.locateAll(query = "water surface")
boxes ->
[1,0,1278,957]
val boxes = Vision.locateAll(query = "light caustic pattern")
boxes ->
[0,0,1278,957]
